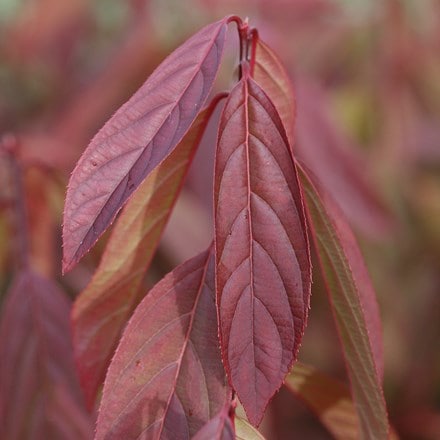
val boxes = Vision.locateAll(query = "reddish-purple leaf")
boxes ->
[62,17,229,273]
[72,99,222,409]
[214,73,311,426]
[192,404,234,440]
[95,248,229,439]
[253,38,296,143]
[0,271,92,440]
[298,165,388,438]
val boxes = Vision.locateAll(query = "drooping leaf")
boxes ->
[214,72,311,426]
[0,271,92,440]
[235,417,266,440]
[285,362,359,439]
[95,248,229,439]
[192,404,234,440]
[298,165,388,439]
[62,17,229,273]
[72,98,222,409]
[253,38,295,143]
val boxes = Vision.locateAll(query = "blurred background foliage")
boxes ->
[0,0,439,438]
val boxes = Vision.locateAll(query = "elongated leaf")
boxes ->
[299,166,388,439]
[0,271,92,440]
[95,248,229,439]
[214,73,311,426]
[285,362,359,439]
[72,100,221,409]
[192,405,234,440]
[235,417,266,440]
[63,17,228,273]
[253,38,295,143]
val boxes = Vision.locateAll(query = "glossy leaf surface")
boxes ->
[62,17,228,273]
[299,166,388,439]
[0,271,92,440]
[253,38,295,142]
[72,102,220,409]
[214,73,311,426]
[286,362,359,439]
[95,249,229,439]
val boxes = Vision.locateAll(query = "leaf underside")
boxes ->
[299,166,388,439]
[286,362,359,440]
[72,102,219,409]
[192,406,234,440]
[214,74,311,426]
[0,271,92,440]
[95,248,229,440]
[62,17,228,273]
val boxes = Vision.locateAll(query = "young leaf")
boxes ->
[285,362,359,439]
[298,165,388,438]
[72,99,222,409]
[0,271,92,440]
[95,248,229,439]
[214,73,311,426]
[62,17,229,273]
[253,38,295,143]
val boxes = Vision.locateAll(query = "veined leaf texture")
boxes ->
[214,71,311,426]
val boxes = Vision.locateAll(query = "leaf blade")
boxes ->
[299,165,388,439]
[0,271,92,440]
[72,100,221,409]
[214,75,311,426]
[95,248,229,439]
[62,17,228,273]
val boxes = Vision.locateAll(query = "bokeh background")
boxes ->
[0,0,439,438]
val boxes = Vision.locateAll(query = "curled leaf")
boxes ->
[299,165,388,439]
[63,17,228,273]
[214,73,311,426]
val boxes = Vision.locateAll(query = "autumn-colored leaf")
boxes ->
[95,248,229,439]
[72,98,223,409]
[0,271,92,440]
[62,17,229,273]
[285,362,359,439]
[298,165,388,438]
[253,38,295,142]
[214,71,311,426]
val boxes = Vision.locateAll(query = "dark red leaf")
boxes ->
[214,73,311,426]
[62,17,229,273]
[0,271,92,440]
[95,248,229,439]
[72,99,222,409]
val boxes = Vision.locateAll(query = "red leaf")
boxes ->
[0,271,92,440]
[95,248,229,439]
[299,165,388,438]
[214,73,311,426]
[62,17,229,273]
[72,99,222,409]
[253,38,295,143]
